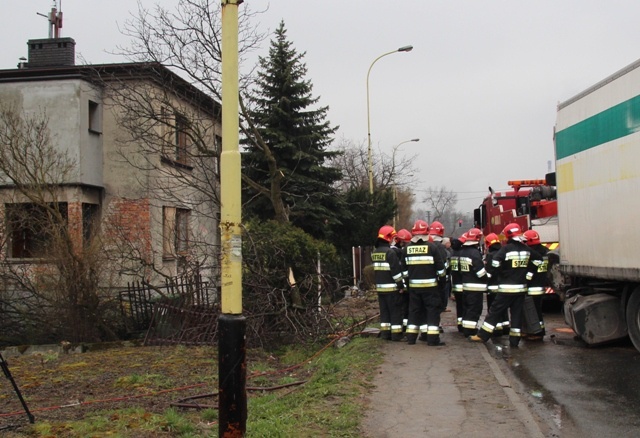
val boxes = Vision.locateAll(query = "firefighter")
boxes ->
[470,223,541,347]
[404,220,446,346]
[449,233,467,333]
[428,221,451,315]
[371,225,406,341]
[484,233,508,336]
[522,229,550,341]
[393,228,412,332]
[459,228,488,337]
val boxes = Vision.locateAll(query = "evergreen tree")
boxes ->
[242,21,344,240]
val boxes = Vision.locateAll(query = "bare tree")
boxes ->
[117,0,266,101]
[422,186,458,220]
[116,0,293,223]
[0,105,120,343]
[395,186,416,230]
[87,64,222,282]
[329,138,418,193]
[418,186,472,235]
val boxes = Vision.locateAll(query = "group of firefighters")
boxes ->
[371,219,550,348]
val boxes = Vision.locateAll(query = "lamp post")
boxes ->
[366,45,413,196]
[391,138,419,228]
[219,1,246,436]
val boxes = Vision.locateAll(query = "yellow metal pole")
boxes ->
[220,1,243,315]
[219,1,246,436]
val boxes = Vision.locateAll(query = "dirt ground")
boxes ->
[360,303,549,438]
[0,294,551,437]
[0,344,215,428]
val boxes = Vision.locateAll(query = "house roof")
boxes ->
[0,62,221,116]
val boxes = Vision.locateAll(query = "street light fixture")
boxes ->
[391,138,419,228]
[366,45,414,196]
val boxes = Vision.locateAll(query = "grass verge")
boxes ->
[1,336,382,437]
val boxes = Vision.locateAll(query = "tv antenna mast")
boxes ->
[36,1,63,39]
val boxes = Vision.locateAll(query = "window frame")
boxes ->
[88,100,102,134]
[163,206,191,259]
[6,202,68,259]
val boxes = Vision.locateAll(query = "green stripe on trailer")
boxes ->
[556,94,640,160]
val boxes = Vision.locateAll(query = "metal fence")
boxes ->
[118,274,218,345]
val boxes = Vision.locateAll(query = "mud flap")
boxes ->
[522,295,542,334]
[564,293,627,345]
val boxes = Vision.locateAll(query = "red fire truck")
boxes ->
[473,173,559,298]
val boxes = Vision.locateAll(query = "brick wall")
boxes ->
[67,202,83,254]
[27,38,76,68]
[104,197,152,260]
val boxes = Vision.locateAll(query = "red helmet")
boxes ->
[465,228,483,243]
[523,229,541,246]
[411,220,429,235]
[485,233,500,247]
[396,229,412,243]
[502,223,522,239]
[428,221,445,237]
[459,232,468,244]
[377,225,396,242]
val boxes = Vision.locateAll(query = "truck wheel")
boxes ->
[626,290,640,352]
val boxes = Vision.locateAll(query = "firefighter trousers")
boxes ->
[406,289,442,345]
[462,290,484,337]
[453,289,464,333]
[525,294,545,336]
[487,291,509,335]
[478,293,525,347]
[378,291,405,341]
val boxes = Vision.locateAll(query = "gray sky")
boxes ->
[3,1,640,216]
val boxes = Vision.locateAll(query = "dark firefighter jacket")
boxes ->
[449,239,464,292]
[484,243,502,291]
[527,244,550,295]
[372,241,405,293]
[402,236,446,291]
[487,239,541,293]
[458,244,488,291]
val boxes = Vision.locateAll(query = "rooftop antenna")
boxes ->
[36,1,63,39]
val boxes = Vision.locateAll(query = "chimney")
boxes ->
[26,37,76,68]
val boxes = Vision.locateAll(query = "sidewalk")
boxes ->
[360,309,546,438]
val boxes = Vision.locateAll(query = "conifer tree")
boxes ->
[242,21,344,240]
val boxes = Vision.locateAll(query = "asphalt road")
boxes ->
[494,304,640,438]
[362,299,640,437]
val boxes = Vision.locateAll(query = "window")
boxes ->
[175,209,190,254]
[175,113,189,165]
[214,134,222,170]
[6,203,68,259]
[88,100,102,134]
[160,108,191,168]
[163,207,190,258]
[82,203,100,245]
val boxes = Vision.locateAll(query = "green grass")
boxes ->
[13,337,382,437]
[247,337,382,437]
[33,407,203,437]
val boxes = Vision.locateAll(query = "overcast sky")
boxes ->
[3,1,640,217]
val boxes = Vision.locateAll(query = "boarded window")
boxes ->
[163,207,190,257]
[175,209,189,254]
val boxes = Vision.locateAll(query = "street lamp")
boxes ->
[391,138,419,228]
[366,45,414,196]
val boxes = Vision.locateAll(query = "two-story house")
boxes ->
[0,35,221,335]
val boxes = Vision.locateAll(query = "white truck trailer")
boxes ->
[554,58,640,352]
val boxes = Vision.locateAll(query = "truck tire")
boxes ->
[626,290,640,353]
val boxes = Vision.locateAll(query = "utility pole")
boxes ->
[219,1,246,437]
